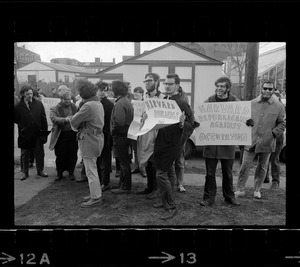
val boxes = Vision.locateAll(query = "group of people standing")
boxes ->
[14,73,285,220]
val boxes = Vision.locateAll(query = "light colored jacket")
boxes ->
[69,98,104,158]
[137,90,165,167]
[48,102,77,151]
[246,95,286,153]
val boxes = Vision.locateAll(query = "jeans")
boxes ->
[236,149,271,192]
[265,134,284,185]
[113,136,132,190]
[97,134,112,186]
[156,165,176,210]
[145,159,157,192]
[175,141,186,187]
[83,156,102,199]
[203,158,235,202]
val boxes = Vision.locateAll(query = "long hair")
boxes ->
[77,79,97,99]
[111,80,129,97]
[214,76,232,89]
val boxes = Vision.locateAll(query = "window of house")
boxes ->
[64,75,69,82]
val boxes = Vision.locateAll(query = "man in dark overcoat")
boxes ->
[14,84,48,180]
[153,73,194,220]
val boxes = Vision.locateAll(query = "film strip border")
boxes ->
[0,229,299,266]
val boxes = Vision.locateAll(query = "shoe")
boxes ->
[136,188,150,195]
[146,190,159,199]
[200,200,215,207]
[254,190,261,199]
[37,171,48,177]
[111,188,131,194]
[264,177,270,183]
[153,203,163,208]
[111,185,120,189]
[80,198,103,208]
[178,185,186,192]
[83,195,91,202]
[101,184,110,191]
[131,167,140,174]
[234,190,246,198]
[270,182,279,190]
[141,170,147,177]
[115,170,121,177]
[160,208,178,220]
[20,173,29,181]
[224,198,241,206]
[69,174,75,181]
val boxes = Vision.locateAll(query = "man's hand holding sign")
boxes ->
[133,98,183,137]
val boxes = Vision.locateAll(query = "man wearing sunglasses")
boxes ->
[235,80,286,199]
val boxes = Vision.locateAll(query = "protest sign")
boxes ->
[41,96,61,126]
[134,98,181,137]
[127,100,145,140]
[195,101,252,145]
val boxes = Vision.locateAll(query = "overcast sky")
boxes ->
[16,42,168,64]
[16,42,285,64]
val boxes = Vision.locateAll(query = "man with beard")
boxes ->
[152,73,194,220]
[49,92,78,181]
[235,80,286,199]
[14,84,48,180]
[136,73,165,200]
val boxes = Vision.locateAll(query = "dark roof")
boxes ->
[38,61,95,74]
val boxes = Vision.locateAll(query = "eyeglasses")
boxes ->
[163,82,175,86]
[262,87,274,91]
[143,79,154,83]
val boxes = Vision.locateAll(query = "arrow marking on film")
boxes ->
[148,251,176,263]
[0,252,16,264]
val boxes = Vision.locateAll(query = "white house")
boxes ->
[95,42,223,108]
[16,61,95,84]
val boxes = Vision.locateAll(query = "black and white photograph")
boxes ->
[13,42,286,226]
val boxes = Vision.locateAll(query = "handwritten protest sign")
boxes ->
[134,98,181,137]
[195,101,252,145]
[127,100,145,140]
[41,96,61,126]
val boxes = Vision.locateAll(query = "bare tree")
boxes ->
[216,43,248,99]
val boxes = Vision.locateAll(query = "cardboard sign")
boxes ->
[134,98,181,137]
[195,101,252,145]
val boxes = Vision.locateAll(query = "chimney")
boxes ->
[95,57,100,64]
[134,42,141,56]
[113,58,115,64]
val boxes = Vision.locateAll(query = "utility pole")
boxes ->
[243,42,259,100]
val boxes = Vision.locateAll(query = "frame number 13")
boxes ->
[179,252,197,264]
